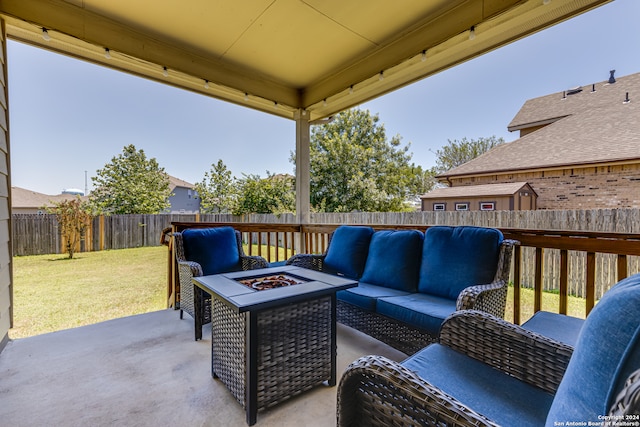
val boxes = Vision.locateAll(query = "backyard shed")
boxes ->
[421,182,537,212]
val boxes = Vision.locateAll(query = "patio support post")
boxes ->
[294,109,310,253]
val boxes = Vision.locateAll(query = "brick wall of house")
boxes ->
[449,163,640,210]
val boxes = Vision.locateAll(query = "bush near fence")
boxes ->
[12,208,640,299]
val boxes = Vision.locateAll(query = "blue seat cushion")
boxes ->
[181,227,241,275]
[360,229,424,292]
[268,260,287,267]
[546,273,640,425]
[418,226,503,300]
[337,282,410,311]
[403,345,553,427]
[323,226,374,279]
[521,311,584,347]
[376,294,457,336]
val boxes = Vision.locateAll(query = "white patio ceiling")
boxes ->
[0,0,611,121]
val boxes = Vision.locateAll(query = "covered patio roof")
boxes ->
[0,0,611,122]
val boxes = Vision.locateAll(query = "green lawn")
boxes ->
[505,285,587,325]
[10,245,589,339]
[10,246,168,339]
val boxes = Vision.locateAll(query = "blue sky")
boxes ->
[8,0,640,195]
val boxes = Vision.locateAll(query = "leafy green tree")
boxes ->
[46,198,93,259]
[196,159,237,213]
[233,173,295,215]
[293,109,429,212]
[90,144,172,214]
[433,136,505,174]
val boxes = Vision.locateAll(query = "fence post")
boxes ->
[99,215,105,251]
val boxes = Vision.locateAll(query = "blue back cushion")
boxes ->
[323,226,374,279]
[181,227,241,275]
[546,273,640,425]
[418,226,503,300]
[359,229,424,292]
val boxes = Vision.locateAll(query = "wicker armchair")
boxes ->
[338,273,640,426]
[173,227,268,340]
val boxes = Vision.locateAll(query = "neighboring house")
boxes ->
[11,187,87,214]
[431,70,640,210]
[421,182,537,212]
[13,175,201,215]
[167,175,200,214]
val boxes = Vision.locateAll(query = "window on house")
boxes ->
[433,203,445,211]
[480,202,496,211]
[455,203,469,211]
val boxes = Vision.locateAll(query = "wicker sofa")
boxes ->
[173,226,269,340]
[287,225,517,354]
[337,273,640,426]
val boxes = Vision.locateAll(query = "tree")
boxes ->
[233,173,295,215]
[196,159,237,213]
[90,144,172,214]
[433,136,505,175]
[293,109,430,212]
[46,198,93,259]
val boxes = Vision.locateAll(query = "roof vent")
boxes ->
[609,69,616,84]
[566,86,582,95]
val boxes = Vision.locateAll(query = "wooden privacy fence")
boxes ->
[12,214,59,255]
[12,209,640,314]
[14,209,640,256]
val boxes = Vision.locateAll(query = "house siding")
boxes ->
[0,20,11,353]
[167,186,200,213]
[450,163,640,210]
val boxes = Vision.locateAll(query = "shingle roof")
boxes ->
[439,71,640,178]
[11,187,86,208]
[421,182,532,199]
[168,175,194,190]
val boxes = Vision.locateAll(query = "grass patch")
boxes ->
[244,244,292,263]
[10,246,167,339]
[504,284,587,324]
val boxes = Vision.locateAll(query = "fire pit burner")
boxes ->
[238,274,304,291]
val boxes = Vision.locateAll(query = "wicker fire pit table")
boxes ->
[193,266,357,425]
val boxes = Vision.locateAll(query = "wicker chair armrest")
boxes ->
[177,260,203,279]
[337,354,499,427]
[241,255,269,270]
[439,310,573,394]
[456,279,507,316]
[285,253,325,271]
[609,368,640,416]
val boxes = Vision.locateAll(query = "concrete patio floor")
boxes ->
[0,309,406,427]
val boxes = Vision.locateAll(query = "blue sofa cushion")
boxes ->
[360,229,424,292]
[376,294,457,336]
[403,345,553,427]
[182,227,241,275]
[546,273,640,425]
[337,282,411,311]
[418,226,503,300]
[323,226,374,279]
[521,311,584,347]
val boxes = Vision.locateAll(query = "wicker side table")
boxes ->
[194,266,356,425]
